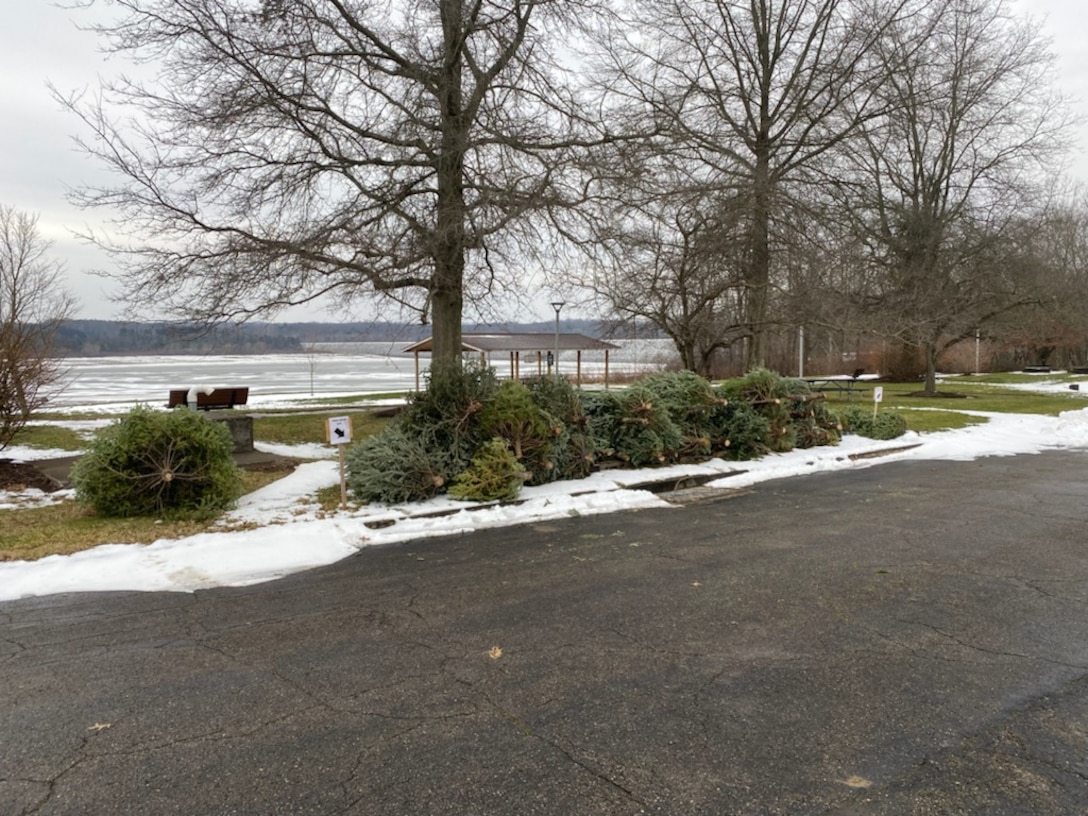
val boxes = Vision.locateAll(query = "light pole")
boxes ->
[550,301,564,378]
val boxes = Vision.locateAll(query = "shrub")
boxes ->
[448,438,527,502]
[71,405,243,519]
[345,427,450,504]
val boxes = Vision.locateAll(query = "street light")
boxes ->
[550,301,565,378]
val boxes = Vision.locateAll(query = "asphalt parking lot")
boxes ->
[5,451,1088,815]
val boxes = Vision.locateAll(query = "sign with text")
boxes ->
[326,416,353,445]
[873,386,884,404]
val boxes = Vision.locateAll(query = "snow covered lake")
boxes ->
[48,340,678,409]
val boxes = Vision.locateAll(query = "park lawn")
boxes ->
[252,410,389,445]
[2,408,391,563]
[10,424,89,452]
[821,381,1086,418]
[0,467,288,562]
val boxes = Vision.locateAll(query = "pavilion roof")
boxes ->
[402,332,619,354]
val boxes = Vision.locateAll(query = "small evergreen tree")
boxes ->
[637,371,728,458]
[71,405,242,519]
[707,397,771,460]
[795,399,842,449]
[584,385,684,466]
[397,359,499,474]
[448,438,527,502]
[524,376,597,479]
[345,427,452,504]
[479,380,562,484]
[720,368,799,452]
[839,406,908,440]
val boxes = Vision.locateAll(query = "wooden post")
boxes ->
[326,416,353,510]
[338,445,347,510]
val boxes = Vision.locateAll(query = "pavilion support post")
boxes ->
[605,350,610,389]
[537,350,543,376]
[414,351,421,391]
[576,351,582,386]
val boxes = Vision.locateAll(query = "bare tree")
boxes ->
[62,0,601,364]
[839,0,1069,393]
[578,157,753,375]
[988,191,1088,368]
[589,0,901,368]
[0,206,75,451]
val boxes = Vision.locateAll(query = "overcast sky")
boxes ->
[2,0,1087,323]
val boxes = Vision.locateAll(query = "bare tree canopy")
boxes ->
[0,206,74,450]
[63,0,601,362]
[588,0,902,369]
[839,0,1070,392]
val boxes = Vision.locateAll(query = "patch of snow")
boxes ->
[5,397,1088,603]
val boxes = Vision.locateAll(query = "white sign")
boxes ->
[327,416,353,445]
[873,386,884,403]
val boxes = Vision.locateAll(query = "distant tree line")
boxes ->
[51,318,631,357]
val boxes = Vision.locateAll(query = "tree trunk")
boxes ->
[745,121,772,370]
[923,340,938,395]
[430,0,467,367]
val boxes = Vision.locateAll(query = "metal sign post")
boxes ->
[326,416,353,509]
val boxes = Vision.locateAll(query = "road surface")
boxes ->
[4,451,1088,814]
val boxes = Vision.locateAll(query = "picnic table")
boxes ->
[803,369,868,397]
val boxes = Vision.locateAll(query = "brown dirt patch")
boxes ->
[0,460,62,493]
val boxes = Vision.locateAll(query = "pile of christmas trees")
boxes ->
[346,363,900,504]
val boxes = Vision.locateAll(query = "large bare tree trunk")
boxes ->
[746,145,773,369]
[431,0,467,365]
[923,341,938,395]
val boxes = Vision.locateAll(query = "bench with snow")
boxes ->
[166,387,250,411]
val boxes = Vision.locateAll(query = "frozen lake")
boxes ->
[48,340,677,410]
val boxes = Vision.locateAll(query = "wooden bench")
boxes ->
[167,387,249,411]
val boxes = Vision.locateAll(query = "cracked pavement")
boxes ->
[5,451,1088,814]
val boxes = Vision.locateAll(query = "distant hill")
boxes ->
[53,319,646,356]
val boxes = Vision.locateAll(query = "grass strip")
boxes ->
[1,467,288,563]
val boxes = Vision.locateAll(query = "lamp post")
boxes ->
[550,301,564,378]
